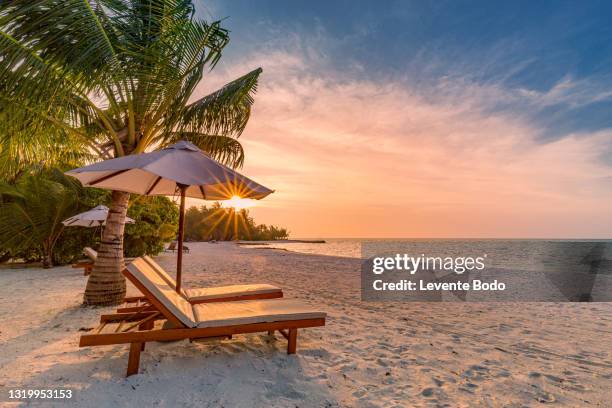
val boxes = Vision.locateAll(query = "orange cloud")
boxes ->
[191,48,612,238]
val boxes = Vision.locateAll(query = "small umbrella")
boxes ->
[66,141,273,292]
[62,205,135,227]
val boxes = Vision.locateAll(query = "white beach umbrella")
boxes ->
[62,205,135,227]
[66,140,274,291]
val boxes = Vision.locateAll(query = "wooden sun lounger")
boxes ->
[80,258,326,377]
[71,247,97,276]
[117,256,283,313]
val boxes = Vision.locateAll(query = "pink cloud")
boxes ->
[191,46,612,238]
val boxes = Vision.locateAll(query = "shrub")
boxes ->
[124,196,178,257]
[0,167,178,266]
[0,169,83,267]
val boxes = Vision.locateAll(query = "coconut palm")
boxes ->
[0,170,83,268]
[0,0,262,305]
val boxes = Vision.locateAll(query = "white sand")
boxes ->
[1,242,611,407]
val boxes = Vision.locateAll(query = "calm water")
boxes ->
[259,238,612,272]
[265,239,362,258]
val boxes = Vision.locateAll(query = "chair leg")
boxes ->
[287,329,297,354]
[267,330,275,336]
[138,321,153,351]
[139,320,154,330]
[127,343,142,377]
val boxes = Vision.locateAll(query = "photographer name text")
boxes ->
[371,254,507,292]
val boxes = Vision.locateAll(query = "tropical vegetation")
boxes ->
[0,167,178,267]
[184,204,288,242]
[0,168,83,267]
[123,196,178,256]
[0,0,263,305]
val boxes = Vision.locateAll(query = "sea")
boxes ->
[257,238,612,272]
[243,239,612,301]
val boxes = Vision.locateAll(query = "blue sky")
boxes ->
[203,0,612,140]
[190,1,612,237]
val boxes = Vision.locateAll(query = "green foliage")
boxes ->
[0,1,263,304]
[0,167,178,266]
[52,227,103,265]
[50,186,109,264]
[184,203,288,241]
[124,196,178,257]
[0,169,84,267]
[0,0,262,178]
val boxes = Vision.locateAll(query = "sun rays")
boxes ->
[222,195,257,210]
[199,203,252,240]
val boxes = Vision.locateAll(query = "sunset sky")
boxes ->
[190,1,612,238]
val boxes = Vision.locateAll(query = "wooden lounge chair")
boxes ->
[118,256,283,313]
[80,258,326,376]
[71,247,97,276]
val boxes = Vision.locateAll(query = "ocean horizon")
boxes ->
[259,239,612,276]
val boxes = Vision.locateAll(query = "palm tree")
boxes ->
[0,170,83,268]
[0,1,262,305]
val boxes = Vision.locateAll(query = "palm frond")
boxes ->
[0,0,259,172]
[0,172,81,255]
[174,68,262,138]
[0,126,95,182]
[0,0,122,89]
[112,4,229,125]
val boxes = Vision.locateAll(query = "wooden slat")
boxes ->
[80,318,325,347]
[116,305,156,314]
[122,312,160,333]
[124,295,147,303]
[115,321,125,333]
[94,322,107,334]
[100,311,159,323]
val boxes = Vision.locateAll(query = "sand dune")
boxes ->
[1,242,611,407]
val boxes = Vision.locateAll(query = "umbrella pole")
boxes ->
[176,184,187,293]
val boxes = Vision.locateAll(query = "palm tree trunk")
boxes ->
[42,252,52,269]
[83,190,129,306]
[42,240,52,268]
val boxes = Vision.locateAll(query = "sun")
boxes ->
[222,195,257,210]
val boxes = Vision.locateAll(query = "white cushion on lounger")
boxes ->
[142,255,189,297]
[83,247,97,261]
[142,256,282,302]
[193,299,326,328]
[184,284,282,301]
[126,259,196,327]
